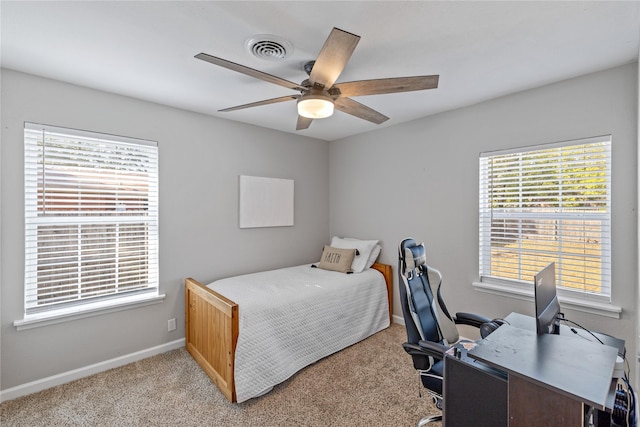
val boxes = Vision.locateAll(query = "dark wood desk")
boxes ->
[505,312,625,358]
[443,346,508,426]
[466,313,621,426]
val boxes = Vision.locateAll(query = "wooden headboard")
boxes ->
[371,262,393,322]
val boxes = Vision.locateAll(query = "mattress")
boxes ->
[208,264,390,402]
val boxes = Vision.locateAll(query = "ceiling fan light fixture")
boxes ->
[297,92,334,119]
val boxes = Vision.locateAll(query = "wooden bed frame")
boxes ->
[184,262,393,402]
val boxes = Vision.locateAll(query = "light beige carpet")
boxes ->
[1,324,442,426]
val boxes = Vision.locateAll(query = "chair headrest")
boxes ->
[403,241,427,274]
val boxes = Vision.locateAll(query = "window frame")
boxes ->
[16,122,163,330]
[476,135,620,318]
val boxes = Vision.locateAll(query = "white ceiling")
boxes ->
[2,1,639,141]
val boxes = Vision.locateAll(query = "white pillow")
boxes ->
[367,244,381,269]
[330,236,379,273]
[345,238,381,269]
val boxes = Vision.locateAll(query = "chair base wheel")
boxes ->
[417,414,442,426]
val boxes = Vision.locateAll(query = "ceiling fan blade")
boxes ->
[334,75,439,97]
[219,95,298,112]
[334,97,389,125]
[309,28,360,89]
[296,116,313,130]
[195,53,305,91]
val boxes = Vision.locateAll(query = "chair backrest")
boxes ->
[398,238,460,346]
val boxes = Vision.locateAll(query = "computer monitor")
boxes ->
[534,262,561,335]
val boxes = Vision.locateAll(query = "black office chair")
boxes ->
[398,237,501,426]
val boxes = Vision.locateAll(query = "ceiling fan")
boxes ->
[195,27,439,130]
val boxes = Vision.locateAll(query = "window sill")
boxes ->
[14,293,166,331]
[472,281,622,319]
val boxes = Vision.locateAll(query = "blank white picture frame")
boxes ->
[239,175,294,228]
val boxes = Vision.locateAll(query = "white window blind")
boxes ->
[24,123,159,314]
[479,136,611,300]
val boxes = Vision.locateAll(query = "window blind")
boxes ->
[479,136,611,299]
[24,122,159,313]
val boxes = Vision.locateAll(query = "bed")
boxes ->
[185,248,393,403]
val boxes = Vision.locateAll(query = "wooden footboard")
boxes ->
[185,277,239,402]
[184,262,392,403]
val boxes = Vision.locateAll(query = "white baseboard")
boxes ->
[0,338,185,403]
[392,313,405,326]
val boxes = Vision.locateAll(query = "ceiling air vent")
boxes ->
[246,34,293,61]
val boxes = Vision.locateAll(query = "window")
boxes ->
[479,136,611,301]
[23,123,159,319]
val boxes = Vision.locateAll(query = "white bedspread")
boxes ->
[208,264,390,402]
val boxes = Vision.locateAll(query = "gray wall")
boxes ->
[330,63,638,376]
[0,69,330,390]
[1,63,637,393]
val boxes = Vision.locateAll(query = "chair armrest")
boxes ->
[454,312,493,328]
[403,342,440,371]
[403,341,446,361]
[418,340,449,358]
